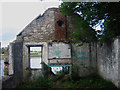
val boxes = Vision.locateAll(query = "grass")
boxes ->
[1,52,42,58]
[4,67,8,75]
[1,54,5,60]
[17,73,118,89]
[53,73,117,88]
[17,76,53,88]
[30,52,41,57]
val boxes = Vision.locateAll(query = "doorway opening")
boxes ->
[29,46,42,69]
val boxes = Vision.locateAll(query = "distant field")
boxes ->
[30,52,41,57]
[1,54,5,60]
[1,53,41,59]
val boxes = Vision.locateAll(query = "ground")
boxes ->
[17,72,118,89]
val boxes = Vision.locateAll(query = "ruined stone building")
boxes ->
[2,8,120,88]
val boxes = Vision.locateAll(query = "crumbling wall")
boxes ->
[2,42,23,88]
[67,13,120,88]
[66,16,78,40]
[8,43,14,75]
[72,43,97,77]
[20,8,69,81]
[97,37,120,87]
[17,8,56,43]
[4,47,9,75]
[23,42,48,81]
[3,7,120,88]
[48,42,71,66]
[23,42,72,81]
[67,15,97,77]
[3,43,14,76]
[54,9,66,40]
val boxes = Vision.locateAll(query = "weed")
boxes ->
[17,76,53,88]
[17,73,118,89]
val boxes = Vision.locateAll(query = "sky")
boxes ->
[1,0,116,47]
[0,0,62,47]
[30,47,42,51]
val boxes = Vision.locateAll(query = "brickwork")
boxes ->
[54,9,66,40]
[16,8,67,43]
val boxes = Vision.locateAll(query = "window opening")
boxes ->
[30,46,42,69]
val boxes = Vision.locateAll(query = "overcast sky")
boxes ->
[0,1,61,47]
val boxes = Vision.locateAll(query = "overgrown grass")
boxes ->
[17,73,118,89]
[64,74,117,88]
[17,76,53,88]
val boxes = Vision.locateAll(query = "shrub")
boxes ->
[18,76,53,88]
[71,64,80,80]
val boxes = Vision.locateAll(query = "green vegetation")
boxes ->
[30,51,41,57]
[2,47,5,54]
[67,74,117,88]
[1,54,5,60]
[17,73,117,89]
[4,66,8,75]
[17,76,53,88]
[59,2,120,44]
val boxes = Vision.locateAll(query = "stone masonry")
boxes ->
[2,8,120,88]
[16,8,73,81]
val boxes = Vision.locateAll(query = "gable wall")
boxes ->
[17,8,55,43]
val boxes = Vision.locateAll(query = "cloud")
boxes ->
[1,29,16,47]
[2,30,16,41]
[2,2,61,47]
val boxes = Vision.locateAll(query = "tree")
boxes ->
[2,47,5,54]
[59,2,120,44]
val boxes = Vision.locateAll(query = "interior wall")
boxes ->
[72,43,97,77]
[97,37,120,87]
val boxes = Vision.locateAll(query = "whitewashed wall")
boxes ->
[48,42,71,59]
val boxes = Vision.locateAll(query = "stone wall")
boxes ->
[17,8,55,43]
[2,8,120,88]
[2,42,23,88]
[4,47,9,63]
[22,42,72,81]
[48,42,72,67]
[4,47,9,75]
[67,15,97,77]
[16,8,67,43]
[23,42,48,81]
[19,8,68,81]
[48,42,71,59]
[16,8,97,81]
[8,43,14,75]
[72,43,97,77]
[97,37,120,88]
[54,9,66,40]
[66,12,120,88]
[71,37,120,88]
[66,16,78,40]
